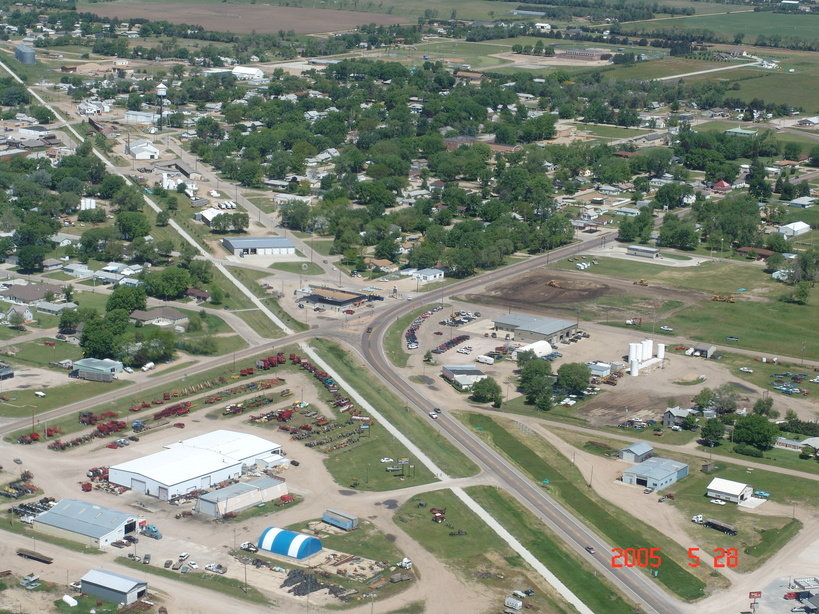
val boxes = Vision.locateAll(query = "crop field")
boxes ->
[79,1,406,35]
[622,12,819,44]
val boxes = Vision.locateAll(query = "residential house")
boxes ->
[42,258,63,271]
[412,268,445,283]
[778,221,810,238]
[662,406,694,427]
[129,307,189,329]
[5,304,33,322]
[365,258,398,273]
[711,180,732,193]
[36,301,77,316]
[63,263,92,278]
[0,283,62,305]
[598,184,621,196]
[185,288,211,302]
[50,233,81,248]
[788,196,814,208]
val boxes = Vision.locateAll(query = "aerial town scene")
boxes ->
[0,0,816,612]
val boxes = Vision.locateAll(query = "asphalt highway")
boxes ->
[359,238,682,614]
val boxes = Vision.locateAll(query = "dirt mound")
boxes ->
[474,270,611,305]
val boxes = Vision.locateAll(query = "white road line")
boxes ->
[300,342,595,614]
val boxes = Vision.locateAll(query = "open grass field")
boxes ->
[268,261,323,275]
[466,485,641,614]
[461,413,711,599]
[372,41,514,70]
[79,1,406,34]
[573,123,652,139]
[396,489,581,614]
[622,12,819,44]
[598,56,733,80]
[0,379,132,419]
[312,339,478,479]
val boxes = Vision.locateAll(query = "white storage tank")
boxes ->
[628,342,641,363]
[657,343,666,360]
[630,360,639,376]
[641,339,653,361]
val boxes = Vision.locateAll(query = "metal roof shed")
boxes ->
[80,569,147,605]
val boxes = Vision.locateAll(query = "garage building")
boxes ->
[441,365,487,390]
[33,499,141,549]
[222,237,295,256]
[706,477,753,504]
[493,313,576,345]
[197,476,288,518]
[618,442,654,463]
[258,527,322,560]
[80,569,147,605]
[622,457,688,491]
[109,430,282,500]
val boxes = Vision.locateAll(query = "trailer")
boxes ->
[16,548,53,564]
[322,509,359,531]
[704,518,737,536]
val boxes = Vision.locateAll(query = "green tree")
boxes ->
[516,349,538,370]
[209,285,225,305]
[556,362,591,395]
[115,211,150,240]
[80,318,119,359]
[106,286,147,313]
[752,397,776,417]
[59,309,80,333]
[692,387,715,409]
[16,244,46,273]
[700,418,725,446]
[470,376,503,408]
[519,359,553,403]
[156,210,170,227]
[682,413,698,430]
[786,281,811,305]
[144,267,192,300]
[732,413,778,450]
[8,309,25,330]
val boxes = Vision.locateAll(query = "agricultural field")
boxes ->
[79,1,407,34]
[621,12,819,45]
[597,56,739,81]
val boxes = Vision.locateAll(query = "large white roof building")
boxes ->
[109,430,281,501]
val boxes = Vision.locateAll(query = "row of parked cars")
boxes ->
[431,334,471,355]
[405,305,444,349]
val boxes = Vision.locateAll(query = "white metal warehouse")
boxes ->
[109,430,282,500]
[197,476,288,517]
[706,478,753,504]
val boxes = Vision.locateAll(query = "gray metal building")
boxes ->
[493,313,576,345]
[618,442,654,463]
[33,499,141,548]
[197,476,288,517]
[622,457,688,491]
[14,45,35,65]
[222,236,295,256]
[80,569,147,605]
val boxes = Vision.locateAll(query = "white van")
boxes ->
[476,355,495,365]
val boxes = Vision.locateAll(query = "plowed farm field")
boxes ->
[81,2,406,35]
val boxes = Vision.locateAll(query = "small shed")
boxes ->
[618,442,654,463]
[257,527,322,560]
[322,509,359,531]
[693,343,716,359]
[588,361,611,377]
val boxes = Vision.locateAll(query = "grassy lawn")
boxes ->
[5,340,82,368]
[286,518,402,563]
[461,413,711,600]
[54,595,117,613]
[383,305,436,368]
[597,56,737,80]
[116,557,269,604]
[572,123,652,139]
[467,485,640,614]
[405,41,512,69]
[666,299,818,361]
[395,489,568,614]
[666,464,805,572]
[72,290,112,313]
[268,261,323,275]
[212,335,248,354]
[312,339,478,480]
[0,379,132,419]
[309,239,335,256]
[225,265,308,333]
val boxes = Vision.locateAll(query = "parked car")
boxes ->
[380,457,394,463]
[343,309,355,315]
[428,411,439,419]
[739,367,753,373]
[643,488,654,494]
[179,552,190,561]
[187,561,198,569]
[726,336,740,341]
[659,326,673,332]
[710,499,726,505]
[142,554,151,564]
